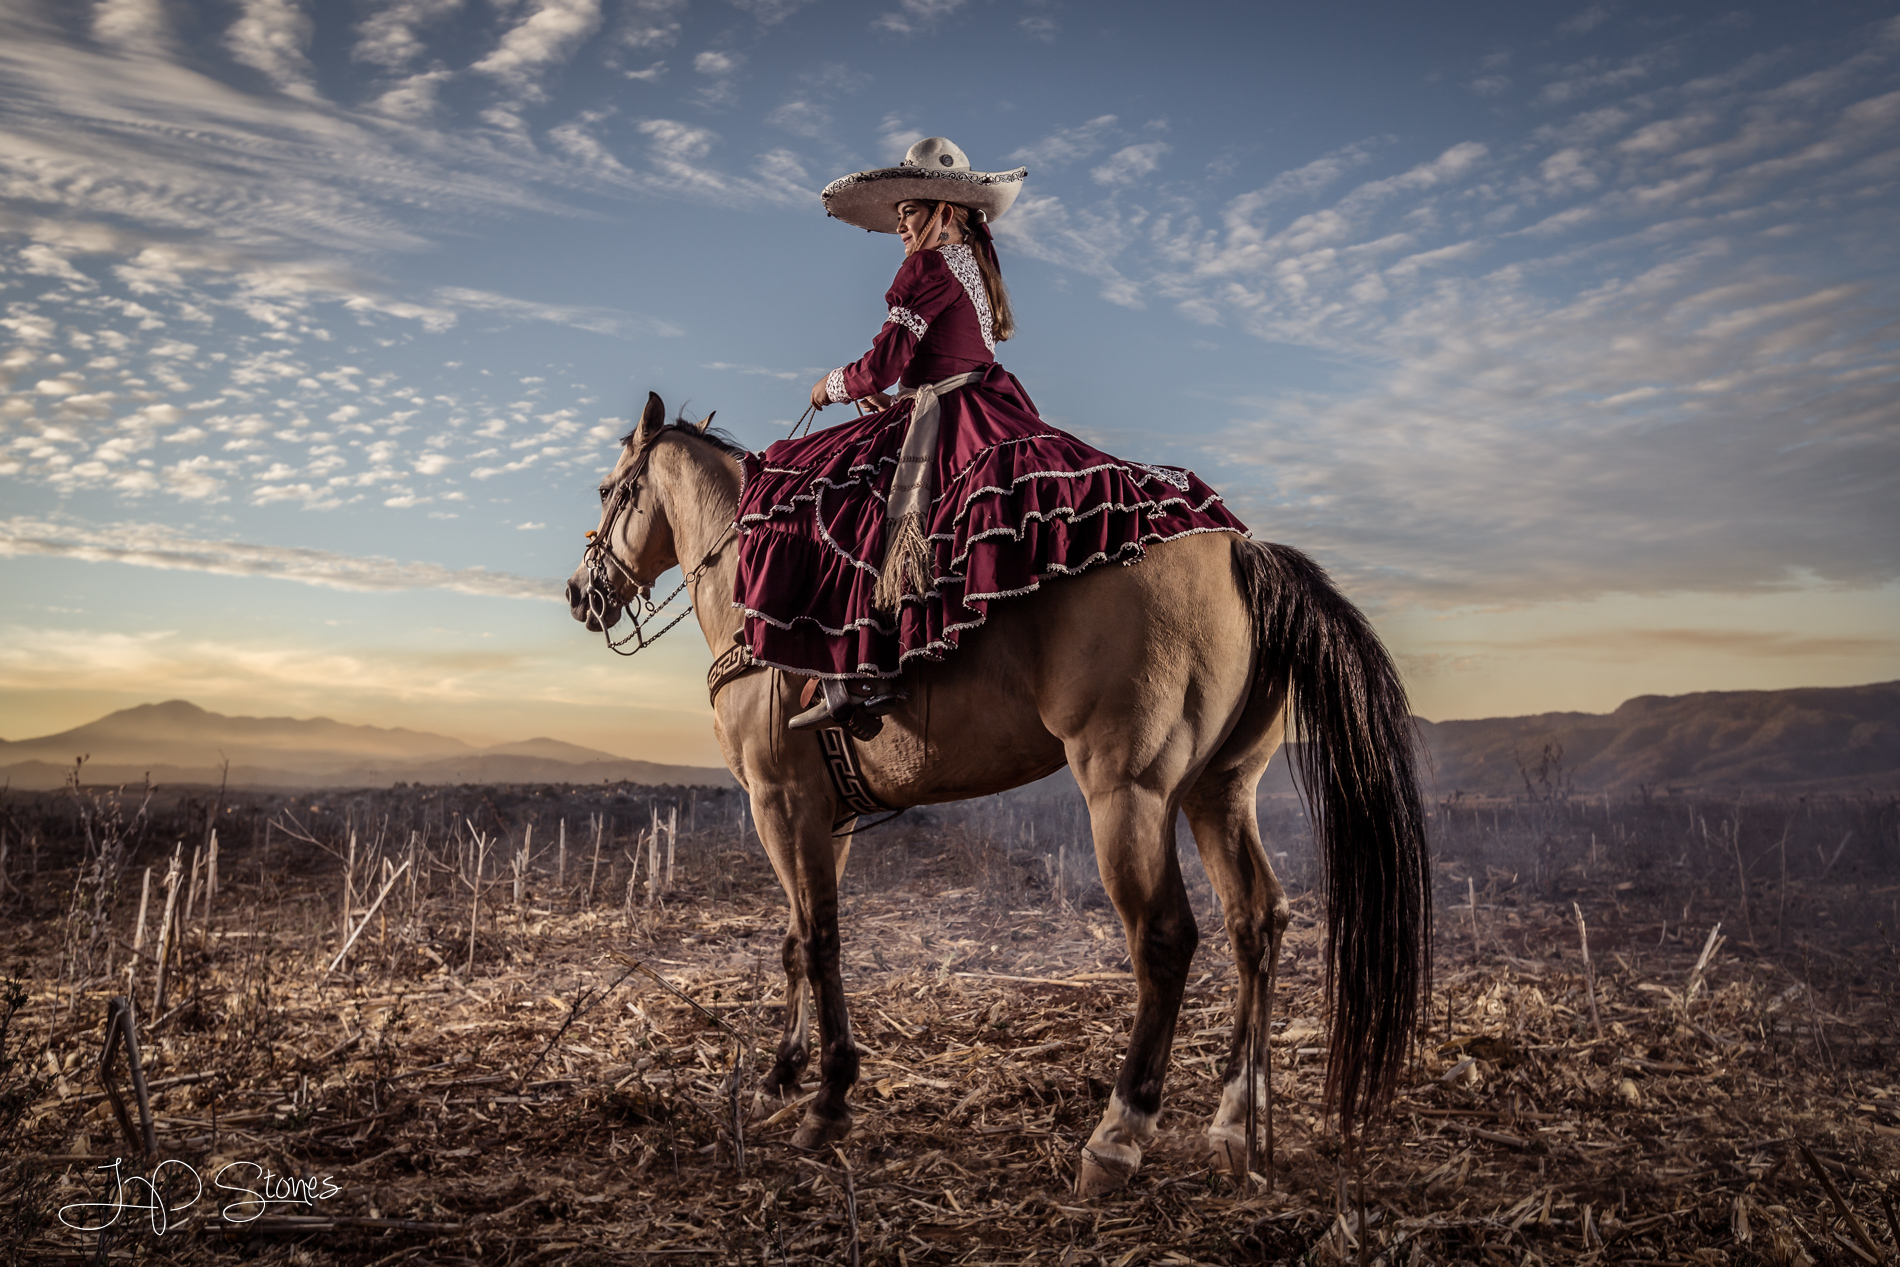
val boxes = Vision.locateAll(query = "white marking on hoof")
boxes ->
[1206,1073,1271,1176]
[1209,1073,1270,1133]
[1206,1128,1249,1178]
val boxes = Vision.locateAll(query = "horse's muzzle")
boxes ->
[566,571,622,632]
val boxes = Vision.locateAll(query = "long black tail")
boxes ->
[1235,540,1432,1133]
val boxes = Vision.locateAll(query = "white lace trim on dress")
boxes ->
[825,367,849,404]
[937,244,995,352]
[1131,462,1192,491]
[886,305,929,338]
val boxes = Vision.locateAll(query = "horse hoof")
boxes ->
[1074,1148,1137,1197]
[789,1111,852,1151]
[762,1059,808,1097]
[1207,1130,1252,1178]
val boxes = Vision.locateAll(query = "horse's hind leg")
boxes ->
[1182,761,1291,1178]
[1072,781,1200,1196]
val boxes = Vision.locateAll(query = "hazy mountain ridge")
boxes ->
[0,701,733,789]
[4,685,1895,794]
[1417,681,1900,795]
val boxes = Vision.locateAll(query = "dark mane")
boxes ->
[619,417,752,461]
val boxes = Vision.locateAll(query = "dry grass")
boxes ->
[1,779,1896,1264]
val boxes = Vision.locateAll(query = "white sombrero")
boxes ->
[821,137,1028,234]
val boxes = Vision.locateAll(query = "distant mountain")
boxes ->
[1417,681,1900,796]
[6,684,1893,796]
[0,700,734,790]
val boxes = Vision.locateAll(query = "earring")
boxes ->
[937,229,949,244]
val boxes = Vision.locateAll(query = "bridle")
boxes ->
[581,434,736,658]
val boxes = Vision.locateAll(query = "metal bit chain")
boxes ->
[582,442,736,658]
[587,521,735,658]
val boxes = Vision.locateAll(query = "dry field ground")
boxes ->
[2,775,1897,1265]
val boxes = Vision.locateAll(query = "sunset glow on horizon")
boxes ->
[2,0,1895,762]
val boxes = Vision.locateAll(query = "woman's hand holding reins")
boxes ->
[811,375,893,414]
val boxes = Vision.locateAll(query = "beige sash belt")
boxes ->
[873,369,985,611]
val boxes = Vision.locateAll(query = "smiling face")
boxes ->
[897,199,961,253]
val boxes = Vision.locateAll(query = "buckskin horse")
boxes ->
[566,393,1430,1195]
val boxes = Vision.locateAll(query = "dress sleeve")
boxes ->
[829,251,965,400]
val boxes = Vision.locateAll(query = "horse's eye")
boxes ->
[598,486,609,502]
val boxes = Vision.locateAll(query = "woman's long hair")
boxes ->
[906,200,1016,342]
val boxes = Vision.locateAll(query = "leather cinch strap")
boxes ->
[819,726,892,825]
[705,645,895,829]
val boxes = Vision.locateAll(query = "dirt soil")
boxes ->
[4,792,1899,1265]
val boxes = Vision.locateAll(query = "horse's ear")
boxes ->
[696,411,716,433]
[634,391,665,448]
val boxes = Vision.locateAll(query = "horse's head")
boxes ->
[567,391,680,631]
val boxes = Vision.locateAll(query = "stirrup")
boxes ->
[860,681,908,716]
[787,678,884,741]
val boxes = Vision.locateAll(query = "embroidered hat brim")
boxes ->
[821,166,1028,234]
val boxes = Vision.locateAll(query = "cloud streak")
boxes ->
[225,0,320,99]
[471,0,604,101]
[0,517,559,600]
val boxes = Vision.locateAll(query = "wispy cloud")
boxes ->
[470,0,604,102]
[0,517,558,600]
[872,0,967,37]
[616,0,685,50]
[1498,627,1897,660]
[726,0,817,24]
[1558,3,1613,37]
[1009,116,1118,168]
[353,0,464,69]
[988,31,1900,609]
[0,625,531,706]
[701,361,823,381]
[92,0,172,52]
[1020,15,1059,42]
[1092,141,1170,186]
[225,0,320,100]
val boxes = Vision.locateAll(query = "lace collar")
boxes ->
[936,244,995,352]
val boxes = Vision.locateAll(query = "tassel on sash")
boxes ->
[872,369,984,611]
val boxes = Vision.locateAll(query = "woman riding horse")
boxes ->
[736,138,1250,735]
[571,137,1429,1196]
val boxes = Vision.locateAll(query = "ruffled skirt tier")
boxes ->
[734,366,1248,678]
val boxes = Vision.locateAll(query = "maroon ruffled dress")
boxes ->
[734,243,1249,680]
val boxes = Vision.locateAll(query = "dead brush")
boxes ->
[54,762,149,1019]
[0,977,58,1264]
[945,823,1041,909]
[2,780,1895,1263]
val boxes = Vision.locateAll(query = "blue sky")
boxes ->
[1,0,1895,762]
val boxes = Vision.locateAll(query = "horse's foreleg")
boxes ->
[752,787,859,1149]
[1183,769,1291,1178]
[764,929,812,1096]
[762,828,854,1097]
[1075,786,1199,1197]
